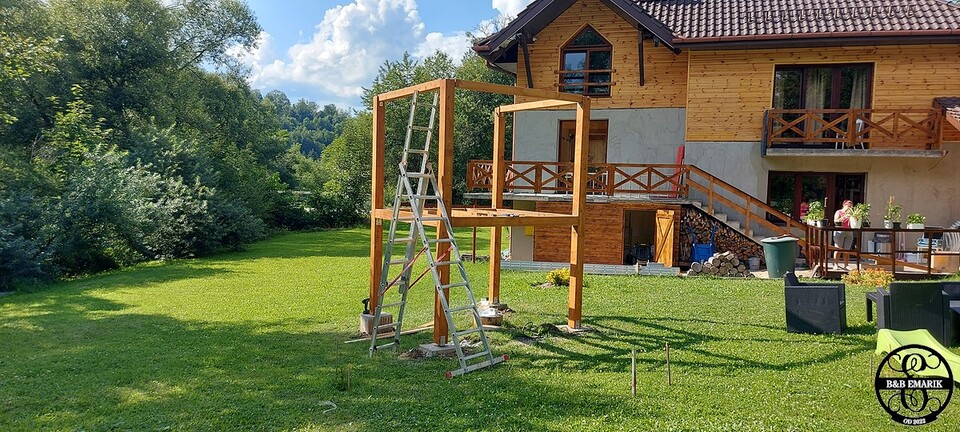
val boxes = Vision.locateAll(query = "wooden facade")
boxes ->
[533,201,681,266]
[516,0,687,108]
[686,45,960,142]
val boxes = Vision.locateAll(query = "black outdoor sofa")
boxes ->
[784,272,846,334]
[865,281,959,347]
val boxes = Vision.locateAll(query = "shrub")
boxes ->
[546,267,571,286]
[841,268,894,288]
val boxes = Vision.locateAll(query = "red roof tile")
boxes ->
[635,0,960,41]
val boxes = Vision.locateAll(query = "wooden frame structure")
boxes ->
[369,79,591,345]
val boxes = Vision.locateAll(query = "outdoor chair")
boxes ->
[783,272,846,334]
[867,282,953,346]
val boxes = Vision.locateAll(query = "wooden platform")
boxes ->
[373,207,579,228]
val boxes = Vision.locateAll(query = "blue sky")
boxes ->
[236,0,535,109]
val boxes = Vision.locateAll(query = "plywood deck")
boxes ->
[372,208,580,228]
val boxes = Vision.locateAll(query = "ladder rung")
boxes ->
[411,195,440,201]
[454,326,483,336]
[434,260,462,267]
[392,237,416,244]
[387,259,412,265]
[428,238,454,244]
[461,351,492,362]
[372,342,397,350]
[409,125,431,132]
[440,282,469,290]
[445,355,507,379]
[406,149,429,154]
[405,173,431,178]
[448,304,476,314]
[378,302,405,309]
[419,216,445,222]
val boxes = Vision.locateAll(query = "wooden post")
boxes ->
[369,96,386,310]
[489,112,506,305]
[568,98,590,329]
[631,349,637,397]
[665,342,672,385]
[433,80,455,345]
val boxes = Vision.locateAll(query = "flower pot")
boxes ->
[883,220,893,229]
[814,219,828,228]
[907,223,924,230]
[849,217,862,229]
[893,222,901,229]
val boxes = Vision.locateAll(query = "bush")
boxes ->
[546,268,571,286]
[841,268,894,288]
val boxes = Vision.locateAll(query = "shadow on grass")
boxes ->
[0,291,634,431]
[498,313,875,375]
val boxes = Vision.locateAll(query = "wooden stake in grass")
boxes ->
[665,342,672,386]
[631,349,637,397]
[346,364,351,391]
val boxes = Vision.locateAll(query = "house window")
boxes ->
[767,172,865,223]
[559,26,612,96]
[771,64,873,146]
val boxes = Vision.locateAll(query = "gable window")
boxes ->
[559,26,612,96]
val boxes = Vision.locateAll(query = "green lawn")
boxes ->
[1,228,958,431]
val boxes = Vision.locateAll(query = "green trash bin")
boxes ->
[761,236,798,278]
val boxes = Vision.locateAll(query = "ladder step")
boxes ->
[434,260,462,267]
[448,304,477,314]
[406,149,429,154]
[428,238,454,244]
[372,341,398,351]
[440,282,469,290]
[445,355,508,379]
[411,195,440,201]
[454,326,483,336]
[405,173,432,178]
[387,259,412,265]
[409,125,431,132]
[461,351,492,362]
[378,302,405,309]
[392,237,416,244]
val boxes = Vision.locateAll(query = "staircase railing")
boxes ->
[467,160,806,245]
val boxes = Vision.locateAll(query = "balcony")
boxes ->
[763,109,945,157]
[466,161,688,198]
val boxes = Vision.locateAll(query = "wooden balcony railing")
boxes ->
[466,160,808,244]
[765,108,943,150]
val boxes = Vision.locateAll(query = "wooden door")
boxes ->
[654,210,675,267]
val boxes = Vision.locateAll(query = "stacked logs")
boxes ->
[686,251,756,278]
[681,208,763,263]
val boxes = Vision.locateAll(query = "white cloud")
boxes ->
[231,0,475,106]
[414,31,472,60]
[492,0,535,18]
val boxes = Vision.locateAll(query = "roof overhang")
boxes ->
[473,0,678,68]
[674,30,960,50]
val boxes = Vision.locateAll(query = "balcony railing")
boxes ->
[764,108,943,150]
[466,160,809,244]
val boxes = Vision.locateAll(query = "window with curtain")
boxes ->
[772,64,872,146]
[559,26,612,97]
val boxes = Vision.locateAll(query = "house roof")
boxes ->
[474,0,960,63]
[934,97,960,131]
[637,0,960,44]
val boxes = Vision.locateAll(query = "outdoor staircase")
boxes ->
[690,200,764,245]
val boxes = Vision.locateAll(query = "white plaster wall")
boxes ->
[513,108,686,163]
[508,200,536,261]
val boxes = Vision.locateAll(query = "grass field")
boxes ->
[1,228,958,431]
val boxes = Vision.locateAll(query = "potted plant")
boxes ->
[848,203,870,229]
[906,213,926,230]
[883,196,902,229]
[804,201,825,227]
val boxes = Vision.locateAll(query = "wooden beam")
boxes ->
[369,96,386,310]
[454,79,584,102]
[433,79,455,345]
[520,33,534,89]
[372,208,581,228]
[489,112,506,305]
[568,99,590,329]
[497,99,577,113]
[378,79,445,102]
[638,32,645,86]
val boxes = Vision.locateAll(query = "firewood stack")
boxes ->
[685,251,756,278]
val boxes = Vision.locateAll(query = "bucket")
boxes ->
[748,257,761,271]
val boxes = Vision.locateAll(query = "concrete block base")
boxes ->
[417,343,457,358]
[489,302,510,311]
[558,325,595,334]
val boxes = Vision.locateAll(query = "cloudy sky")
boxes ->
[237,0,536,109]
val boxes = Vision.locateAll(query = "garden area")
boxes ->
[2,228,959,431]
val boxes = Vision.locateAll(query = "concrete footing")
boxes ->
[417,343,457,357]
[558,325,595,334]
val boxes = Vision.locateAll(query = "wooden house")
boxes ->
[469,0,960,267]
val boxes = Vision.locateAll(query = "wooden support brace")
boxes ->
[369,97,386,310]
[568,99,590,329]
[489,112,506,305]
[520,33,534,89]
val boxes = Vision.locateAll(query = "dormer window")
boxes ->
[559,26,612,96]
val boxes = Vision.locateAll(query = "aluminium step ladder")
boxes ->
[368,90,506,378]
